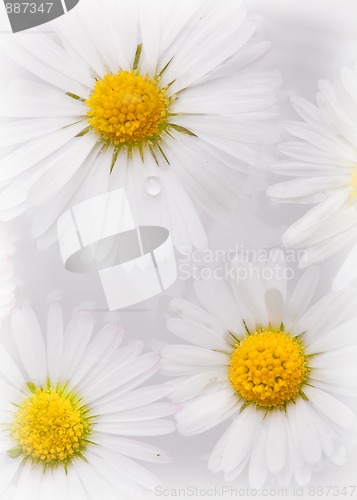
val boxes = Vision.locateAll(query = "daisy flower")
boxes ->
[0,301,176,499]
[0,230,17,321]
[267,64,357,268]
[0,0,280,251]
[161,255,357,487]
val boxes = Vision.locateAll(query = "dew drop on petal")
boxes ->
[145,176,162,196]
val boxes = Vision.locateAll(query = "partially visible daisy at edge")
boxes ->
[267,63,357,279]
[0,229,17,321]
[0,0,281,251]
[0,299,177,499]
[161,253,357,487]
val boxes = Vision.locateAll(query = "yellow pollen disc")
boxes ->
[86,70,169,146]
[228,329,307,409]
[350,167,357,198]
[11,388,90,464]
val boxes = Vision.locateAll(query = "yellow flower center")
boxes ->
[85,70,169,146]
[350,167,357,198]
[11,386,90,466]
[228,329,308,409]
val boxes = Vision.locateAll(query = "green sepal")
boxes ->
[133,44,143,71]
[170,124,197,137]
[76,126,91,138]
[27,382,37,394]
[66,92,85,102]
[7,446,23,459]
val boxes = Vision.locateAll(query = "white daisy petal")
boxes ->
[340,66,357,108]
[0,36,88,96]
[160,0,202,55]
[165,260,357,486]
[284,121,357,162]
[30,166,93,241]
[102,436,172,464]
[285,266,320,328]
[296,227,357,267]
[166,317,228,351]
[0,232,17,322]
[268,177,347,200]
[296,291,357,340]
[331,445,348,466]
[69,322,125,389]
[166,371,226,403]
[219,407,263,475]
[175,388,240,436]
[310,367,357,389]
[309,347,357,370]
[13,464,42,500]
[60,311,94,381]
[170,298,227,336]
[333,241,357,291]
[0,122,86,185]
[287,399,322,465]
[283,205,356,250]
[224,456,250,483]
[312,380,357,398]
[165,7,254,92]
[0,0,278,251]
[11,306,47,385]
[93,447,161,491]
[277,141,352,167]
[95,419,175,437]
[28,136,99,207]
[276,430,294,487]
[0,460,21,497]
[304,386,356,429]
[0,117,74,149]
[46,302,64,387]
[290,96,325,126]
[65,468,88,500]
[84,459,140,498]
[310,410,342,459]
[193,279,244,333]
[13,34,93,89]
[212,41,272,78]
[161,344,228,370]
[271,159,350,177]
[266,410,287,474]
[138,0,162,77]
[0,378,23,407]
[162,135,245,224]
[269,64,357,263]
[307,317,357,352]
[317,81,357,147]
[83,352,160,403]
[0,343,25,389]
[96,383,176,414]
[293,451,312,486]
[54,7,112,79]
[230,259,269,326]
[71,461,118,500]
[100,402,178,424]
[248,425,269,489]
[0,302,174,497]
[265,289,285,329]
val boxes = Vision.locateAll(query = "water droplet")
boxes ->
[145,176,162,196]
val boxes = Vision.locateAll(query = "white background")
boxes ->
[1,0,357,499]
